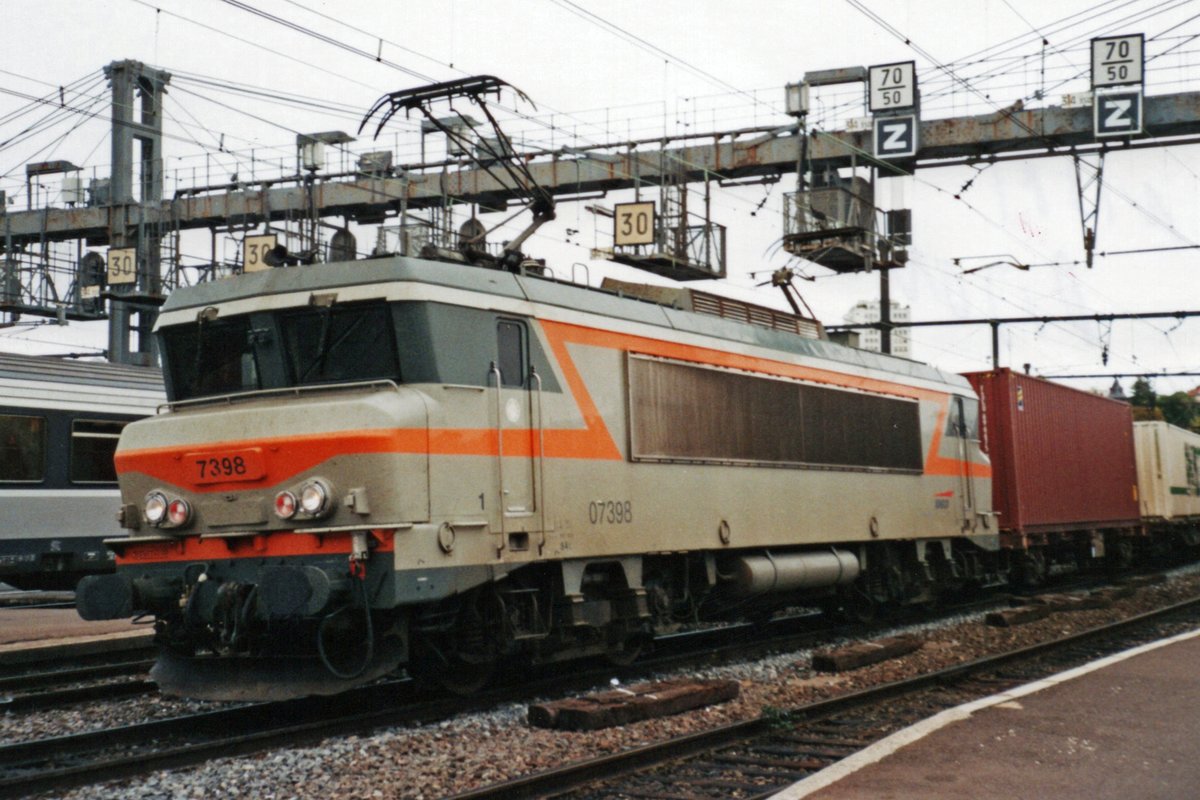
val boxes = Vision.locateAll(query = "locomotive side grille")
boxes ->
[688,292,824,339]
[628,355,922,472]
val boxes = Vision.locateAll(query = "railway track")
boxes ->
[0,641,157,714]
[0,674,156,713]
[0,575,1164,798]
[0,678,426,799]
[0,597,978,799]
[448,595,1200,799]
[0,635,153,676]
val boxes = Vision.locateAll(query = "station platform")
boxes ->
[0,606,151,661]
[775,627,1200,800]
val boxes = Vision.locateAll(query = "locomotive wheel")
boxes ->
[410,588,504,695]
[604,631,647,666]
[838,587,877,623]
[409,636,497,695]
[434,654,497,695]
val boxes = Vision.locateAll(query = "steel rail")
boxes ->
[0,609,873,799]
[0,678,157,713]
[0,659,154,694]
[446,595,1200,799]
[0,580,1138,798]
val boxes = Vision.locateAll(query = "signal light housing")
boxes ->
[143,490,193,529]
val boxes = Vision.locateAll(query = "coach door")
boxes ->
[491,320,538,544]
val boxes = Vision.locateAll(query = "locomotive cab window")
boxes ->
[945,396,980,440]
[0,413,46,482]
[282,301,399,385]
[69,419,126,484]
[496,319,526,388]
[162,315,261,401]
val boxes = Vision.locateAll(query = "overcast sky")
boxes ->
[2,0,1199,395]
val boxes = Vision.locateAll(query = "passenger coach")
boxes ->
[1,353,162,589]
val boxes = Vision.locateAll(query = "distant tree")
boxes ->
[1130,378,1156,409]
[1128,378,1163,422]
[1160,391,1198,430]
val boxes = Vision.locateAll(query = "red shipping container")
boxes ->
[964,368,1139,543]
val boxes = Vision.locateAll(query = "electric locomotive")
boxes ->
[77,253,999,700]
[76,74,999,700]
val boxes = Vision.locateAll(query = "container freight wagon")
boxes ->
[964,369,1140,568]
[1133,421,1200,537]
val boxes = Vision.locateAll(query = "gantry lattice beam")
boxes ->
[6,90,1200,247]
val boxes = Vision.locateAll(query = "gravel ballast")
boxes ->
[21,565,1200,800]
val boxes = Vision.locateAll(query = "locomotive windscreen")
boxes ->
[160,302,402,402]
[281,302,399,385]
[161,315,261,400]
[628,355,922,472]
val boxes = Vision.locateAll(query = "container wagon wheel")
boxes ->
[1105,534,1135,577]
[1012,549,1046,588]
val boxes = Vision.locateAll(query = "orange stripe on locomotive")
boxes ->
[114,316,989,495]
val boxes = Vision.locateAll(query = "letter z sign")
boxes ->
[873,115,917,159]
[1094,90,1143,138]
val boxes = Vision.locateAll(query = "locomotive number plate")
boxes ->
[187,448,266,484]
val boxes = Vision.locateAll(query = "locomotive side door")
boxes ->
[491,319,537,539]
[949,395,979,532]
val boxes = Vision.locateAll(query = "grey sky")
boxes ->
[2,0,1198,394]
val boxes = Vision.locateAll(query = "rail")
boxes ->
[447,594,1200,799]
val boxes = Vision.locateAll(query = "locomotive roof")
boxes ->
[159,256,971,392]
[0,351,163,393]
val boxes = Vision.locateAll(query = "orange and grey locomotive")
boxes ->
[76,255,999,700]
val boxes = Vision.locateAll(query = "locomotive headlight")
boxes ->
[166,498,192,528]
[299,479,333,517]
[274,490,297,520]
[144,491,168,525]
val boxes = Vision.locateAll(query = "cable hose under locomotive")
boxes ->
[317,574,376,680]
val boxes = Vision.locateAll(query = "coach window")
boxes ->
[0,414,45,482]
[496,320,526,388]
[70,420,125,483]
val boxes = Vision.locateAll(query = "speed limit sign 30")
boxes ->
[614,202,655,247]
